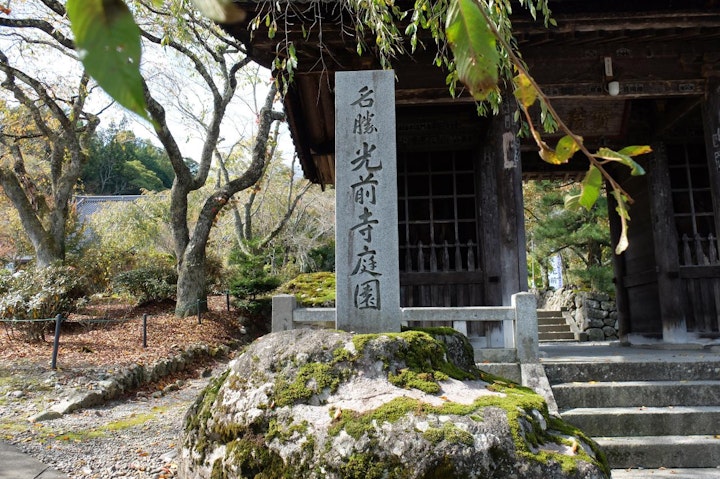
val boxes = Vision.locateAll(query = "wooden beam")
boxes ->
[514,11,720,35]
[539,79,706,99]
[656,97,703,135]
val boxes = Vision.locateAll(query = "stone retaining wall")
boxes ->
[30,342,234,422]
[537,288,618,341]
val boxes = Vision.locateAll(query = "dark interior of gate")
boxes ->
[226,0,720,340]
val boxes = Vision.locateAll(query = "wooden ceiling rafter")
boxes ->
[224,1,720,184]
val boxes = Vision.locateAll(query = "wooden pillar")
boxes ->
[489,99,528,305]
[479,146,502,306]
[648,142,687,342]
[702,79,720,239]
[480,99,527,347]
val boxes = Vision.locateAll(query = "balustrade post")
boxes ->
[272,294,297,332]
[512,293,538,363]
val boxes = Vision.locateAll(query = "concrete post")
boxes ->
[272,294,296,332]
[453,320,468,337]
[513,292,539,363]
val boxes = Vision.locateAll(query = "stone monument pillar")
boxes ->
[335,70,401,333]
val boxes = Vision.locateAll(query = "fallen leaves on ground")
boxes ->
[0,296,248,370]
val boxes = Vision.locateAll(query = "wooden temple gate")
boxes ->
[226,0,720,343]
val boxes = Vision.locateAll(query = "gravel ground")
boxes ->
[0,359,232,479]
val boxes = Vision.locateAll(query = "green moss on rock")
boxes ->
[351,330,479,395]
[273,362,341,407]
[276,272,336,307]
[422,422,474,446]
[180,329,610,479]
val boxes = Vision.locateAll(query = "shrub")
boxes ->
[112,266,177,305]
[569,265,615,295]
[228,252,282,301]
[0,265,89,341]
[304,241,335,273]
[204,254,227,294]
[230,275,282,300]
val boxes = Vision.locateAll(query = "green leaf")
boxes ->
[555,135,581,163]
[579,165,603,210]
[67,0,149,121]
[564,193,581,210]
[618,145,652,158]
[538,142,561,165]
[596,147,647,176]
[513,72,537,108]
[189,0,246,23]
[445,0,499,101]
[530,128,578,166]
[612,189,631,254]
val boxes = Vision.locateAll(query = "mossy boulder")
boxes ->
[178,329,609,479]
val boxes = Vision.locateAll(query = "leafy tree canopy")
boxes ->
[525,180,613,293]
[82,126,174,195]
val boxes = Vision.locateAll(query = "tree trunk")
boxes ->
[0,168,63,268]
[175,246,208,317]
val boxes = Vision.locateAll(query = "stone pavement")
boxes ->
[0,441,66,478]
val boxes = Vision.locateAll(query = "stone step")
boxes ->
[596,435,720,469]
[611,468,720,478]
[561,406,720,436]
[538,316,567,326]
[539,338,578,344]
[544,360,720,384]
[553,380,720,408]
[537,309,565,318]
[538,331,576,342]
[538,323,571,332]
[473,348,516,363]
[476,363,521,383]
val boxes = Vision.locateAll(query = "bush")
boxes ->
[228,252,282,301]
[277,272,336,307]
[0,265,89,341]
[112,266,177,305]
[569,265,615,295]
[204,254,227,294]
[230,275,282,300]
[304,241,335,273]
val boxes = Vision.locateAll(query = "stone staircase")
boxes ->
[537,309,577,342]
[543,356,720,474]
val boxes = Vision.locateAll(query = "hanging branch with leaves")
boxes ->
[443,0,649,253]
[62,0,650,254]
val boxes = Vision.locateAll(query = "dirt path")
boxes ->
[1,358,231,479]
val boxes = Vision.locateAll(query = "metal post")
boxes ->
[197,297,202,325]
[51,314,63,370]
[142,313,148,348]
[226,291,230,312]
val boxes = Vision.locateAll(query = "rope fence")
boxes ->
[0,291,233,369]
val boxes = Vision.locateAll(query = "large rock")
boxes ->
[179,329,609,479]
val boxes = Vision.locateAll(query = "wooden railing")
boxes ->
[680,233,720,267]
[271,292,539,364]
[679,233,720,333]
[400,240,482,307]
